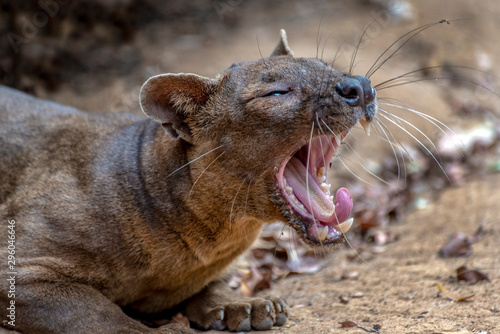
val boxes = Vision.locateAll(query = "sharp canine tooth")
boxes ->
[359,119,371,136]
[318,226,328,242]
[317,167,326,178]
[335,218,354,233]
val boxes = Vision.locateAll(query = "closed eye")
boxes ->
[261,89,292,97]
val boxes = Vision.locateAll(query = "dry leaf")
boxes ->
[438,221,486,258]
[340,320,358,328]
[341,270,360,280]
[438,233,474,258]
[437,283,475,302]
[456,265,490,283]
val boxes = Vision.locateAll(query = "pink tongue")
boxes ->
[284,157,353,223]
[332,188,353,223]
[315,187,353,224]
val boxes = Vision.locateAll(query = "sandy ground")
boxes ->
[2,0,500,333]
[264,174,500,334]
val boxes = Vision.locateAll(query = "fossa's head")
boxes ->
[140,30,377,246]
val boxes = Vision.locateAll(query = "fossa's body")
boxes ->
[0,31,377,333]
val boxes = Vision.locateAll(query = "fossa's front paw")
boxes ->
[187,292,289,331]
[224,296,286,331]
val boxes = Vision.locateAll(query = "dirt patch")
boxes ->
[263,174,500,334]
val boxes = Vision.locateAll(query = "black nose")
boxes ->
[336,76,376,108]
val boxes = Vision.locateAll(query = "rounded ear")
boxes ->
[270,29,294,57]
[140,73,215,142]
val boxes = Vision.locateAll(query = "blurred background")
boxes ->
[2,0,499,115]
[1,0,499,295]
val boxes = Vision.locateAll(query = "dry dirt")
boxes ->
[263,174,500,334]
[2,1,500,333]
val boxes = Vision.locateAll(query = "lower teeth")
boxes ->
[318,226,329,241]
[335,218,354,233]
[317,218,354,242]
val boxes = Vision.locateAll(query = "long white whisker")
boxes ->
[306,123,317,237]
[380,102,467,154]
[339,133,390,185]
[378,106,408,132]
[316,115,328,168]
[378,113,451,182]
[320,119,383,185]
[342,152,384,185]
[379,109,440,153]
[229,178,247,230]
[243,181,251,218]
[273,223,288,264]
[380,102,454,135]
[189,150,226,197]
[317,125,367,259]
[169,144,224,177]
[288,225,301,268]
[335,153,379,187]
[340,227,367,263]
[242,181,252,242]
[372,120,414,159]
[374,119,406,183]
[319,119,339,145]
[321,119,351,143]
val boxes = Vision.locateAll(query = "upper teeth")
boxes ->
[359,119,371,136]
[316,168,330,195]
[316,167,326,178]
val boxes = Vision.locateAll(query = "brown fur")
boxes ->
[0,31,374,333]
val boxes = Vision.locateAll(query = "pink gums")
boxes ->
[276,135,353,228]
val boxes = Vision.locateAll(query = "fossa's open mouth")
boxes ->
[276,133,354,244]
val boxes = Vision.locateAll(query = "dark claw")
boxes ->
[235,318,251,332]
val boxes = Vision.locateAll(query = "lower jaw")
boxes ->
[276,173,353,244]
[275,201,347,245]
[270,187,346,246]
[299,215,352,245]
[298,219,346,246]
[273,134,354,245]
